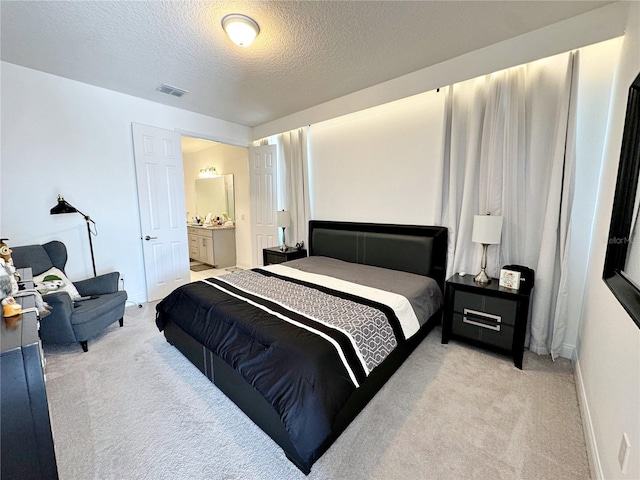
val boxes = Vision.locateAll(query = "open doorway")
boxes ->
[181,136,251,282]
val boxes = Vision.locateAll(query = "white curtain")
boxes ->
[441,52,578,356]
[276,127,311,247]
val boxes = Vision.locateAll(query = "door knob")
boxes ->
[144,236,158,241]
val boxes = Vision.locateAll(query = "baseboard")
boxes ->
[125,289,147,307]
[574,358,604,480]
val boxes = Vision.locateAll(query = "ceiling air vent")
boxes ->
[156,84,189,97]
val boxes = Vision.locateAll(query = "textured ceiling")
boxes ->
[1,1,612,127]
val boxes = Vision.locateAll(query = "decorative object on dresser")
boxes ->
[1,267,59,479]
[442,271,534,369]
[262,245,307,266]
[472,213,503,284]
[276,210,290,251]
[0,238,21,321]
[11,241,127,352]
[50,194,98,277]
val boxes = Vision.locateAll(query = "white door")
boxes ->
[132,123,190,301]
[249,145,278,266]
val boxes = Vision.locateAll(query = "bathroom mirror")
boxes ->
[195,174,235,221]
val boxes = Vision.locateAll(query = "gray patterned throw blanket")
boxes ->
[213,269,398,375]
[203,262,426,386]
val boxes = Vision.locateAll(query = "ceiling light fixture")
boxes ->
[222,14,260,47]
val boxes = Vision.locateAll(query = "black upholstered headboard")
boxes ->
[308,221,448,290]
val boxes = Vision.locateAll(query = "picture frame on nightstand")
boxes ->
[499,268,521,290]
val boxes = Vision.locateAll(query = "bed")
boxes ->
[155,220,448,474]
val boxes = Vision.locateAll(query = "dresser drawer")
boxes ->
[451,312,514,350]
[453,291,517,326]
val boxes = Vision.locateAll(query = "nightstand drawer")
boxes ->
[453,291,517,326]
[265,251,286,265]
[452,312,514,350]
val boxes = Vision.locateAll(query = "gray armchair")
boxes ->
[11,241,127,352]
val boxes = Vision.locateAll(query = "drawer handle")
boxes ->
[463,308,502,331]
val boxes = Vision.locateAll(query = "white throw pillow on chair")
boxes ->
[34,267,82,301]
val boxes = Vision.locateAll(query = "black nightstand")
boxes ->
[442,274,533,369]
[263,246,307,266]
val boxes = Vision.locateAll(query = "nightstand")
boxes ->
[441,274,533,369]
[263,246,307,266]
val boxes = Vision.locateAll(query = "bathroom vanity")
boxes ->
[188,225,236,268]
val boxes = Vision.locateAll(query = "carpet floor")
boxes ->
[43,302,591,480]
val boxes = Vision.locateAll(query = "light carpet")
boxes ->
[43,302,590,480]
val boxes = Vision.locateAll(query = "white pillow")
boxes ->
[34,267,82,301]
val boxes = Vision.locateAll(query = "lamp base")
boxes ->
[474,269,491,284]
[279,226,288,252]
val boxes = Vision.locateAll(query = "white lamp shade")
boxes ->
[472,214,503,244]
[222,14,260,47]
[276,210,290,228]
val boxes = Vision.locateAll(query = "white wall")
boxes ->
[182,143,252,269]
[575,3,640,479]
[0,62,251,304]
[308,90,445,225]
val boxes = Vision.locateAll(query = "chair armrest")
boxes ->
[75,272,120,296]
[42,291,74,318]
[39,291,77,344]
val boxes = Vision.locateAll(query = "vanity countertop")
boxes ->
[187,224,235,230]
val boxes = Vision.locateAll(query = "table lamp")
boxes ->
[276,210,290,251]
[472,213,503,284]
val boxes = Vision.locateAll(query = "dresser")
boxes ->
[1,268,58,479]
[441,273,533,369]
[188,226,236,268]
